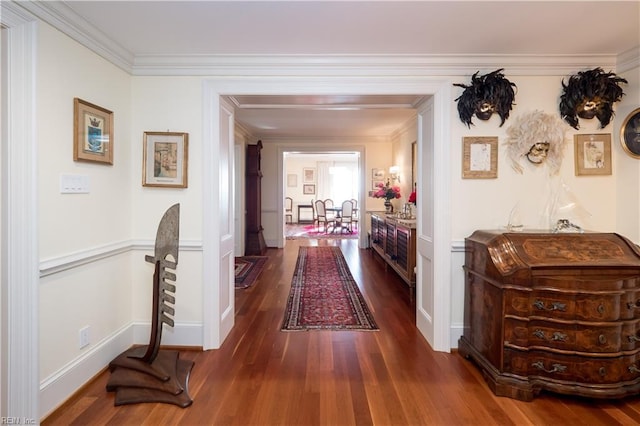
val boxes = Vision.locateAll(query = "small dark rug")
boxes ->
[281,246,378,331]
[235,256,268,289]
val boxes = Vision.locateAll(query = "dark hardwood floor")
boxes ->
[43,239,640,425]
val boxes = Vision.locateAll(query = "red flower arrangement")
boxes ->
[373,180,401,201]
[408,183,416,204]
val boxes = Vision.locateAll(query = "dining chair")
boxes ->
[314,199,334,233]
[350,198,359,230]
[336,200,354,233]
[310,198,317,227]
[324,198,334,209]
[285,197,293,223]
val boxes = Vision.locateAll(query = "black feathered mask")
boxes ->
[454,68,517,128]
[559,68,627,130]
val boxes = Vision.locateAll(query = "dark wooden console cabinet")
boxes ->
[370,213,416,287]
[458,230,640,401]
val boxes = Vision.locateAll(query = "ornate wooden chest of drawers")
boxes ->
[458,230,640,401]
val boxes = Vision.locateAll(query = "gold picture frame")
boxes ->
[303,168,316,183]
[73,98,114,164]
[303,184,315,195]
[574,133,612,176]
[142,131,189,188]
[462,136,498,179]
[620,107,640,159]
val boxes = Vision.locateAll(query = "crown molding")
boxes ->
[131,53,622,77]
[12,1,638,77]
[12,0,134,73]
[617,46,640,74]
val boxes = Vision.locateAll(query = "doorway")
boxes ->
[203,76,452,354]
[283,151,361,242]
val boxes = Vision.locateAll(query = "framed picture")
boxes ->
[574,133,612,176]
[303,184,315,195]
[73,98,114,164]
[143,131,189,188]
[287,173,297,187]
[372,180,385,190]
[411,141,417,186]
[303,168,316,183]
[462,136,498,179]
[372,168,385,180]
[620,107,640,159]
[372,168,385,189]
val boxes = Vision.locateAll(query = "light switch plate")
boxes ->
[60,174,90,194]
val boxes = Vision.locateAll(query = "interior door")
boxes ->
[415,97,436,345]
[415,93,452,352]
[203,96,236,349]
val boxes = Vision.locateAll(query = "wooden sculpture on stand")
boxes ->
[106,203,194,407]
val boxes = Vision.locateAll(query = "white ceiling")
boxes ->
[18,1,640,138]
[61,1,640,57]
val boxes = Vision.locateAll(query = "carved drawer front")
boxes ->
[528,290,622,322]
[505,349,640,384]
[626,289,640,320]
[504,318,573,350]
[622,319,640,351]
[504,289,531,317]
[505,318,624,353]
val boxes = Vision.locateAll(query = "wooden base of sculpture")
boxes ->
[105,204,194,408]
[106,346,194,407]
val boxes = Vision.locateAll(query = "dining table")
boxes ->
[325,205,358,233]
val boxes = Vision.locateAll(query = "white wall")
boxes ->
[130,76,204,326]
[37,22,133,416]
[391,117,418,210]
[615,64,640,242]
[451,75,622,240]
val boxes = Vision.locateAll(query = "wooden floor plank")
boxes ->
[43,238,640,425]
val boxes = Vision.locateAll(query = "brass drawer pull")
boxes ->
[597,304,605,314]
[628,335,640,343]
[533,329,567,342]
[627,301,640,309]
[533,300,567,312]
[629,365,640,374]
[532,361,567,374]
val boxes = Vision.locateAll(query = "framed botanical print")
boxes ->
[574,133,612,176]
[462,136,498,179]
[73,98,114,164]
[372,168,385,189]
[143,131,189,188]
[303,168,316,183]
[303,184,315,195]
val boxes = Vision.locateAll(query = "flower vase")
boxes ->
[384,200,393,214]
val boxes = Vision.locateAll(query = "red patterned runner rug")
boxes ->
[281,246,378,331]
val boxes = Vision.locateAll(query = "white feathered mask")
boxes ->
[505,110,568,174]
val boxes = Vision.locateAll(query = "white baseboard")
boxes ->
[264,238,278,249]
[39,324,132,419]
[132,321,203,347]
[39,321,203,420]
[450,324,463,350]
